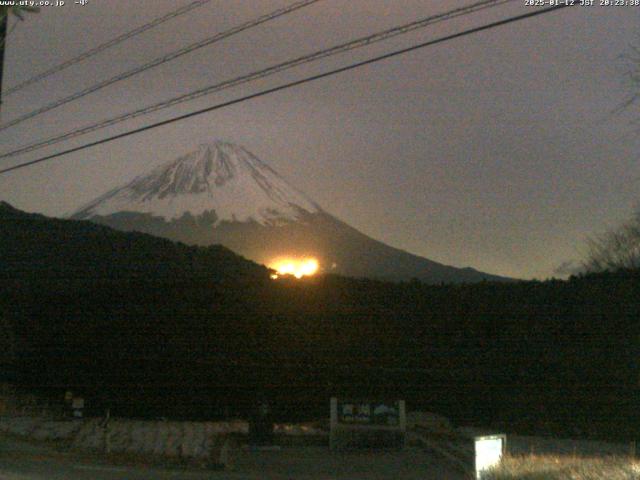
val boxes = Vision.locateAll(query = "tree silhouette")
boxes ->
[0,5,39,47]
[583,207,640,272]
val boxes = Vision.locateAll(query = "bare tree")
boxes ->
[616,42,640,115]
[581,41,640,272]
[583,208,640,272]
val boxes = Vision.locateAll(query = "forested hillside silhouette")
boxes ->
[1,202,637,440]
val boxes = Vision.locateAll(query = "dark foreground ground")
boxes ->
[0,434,465,480]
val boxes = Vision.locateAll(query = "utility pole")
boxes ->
[0,11,7,110]
[0,6,40,112]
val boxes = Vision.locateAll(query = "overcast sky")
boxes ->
[1,0,638,280]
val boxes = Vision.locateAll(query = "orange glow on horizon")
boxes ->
[269,257,319,279]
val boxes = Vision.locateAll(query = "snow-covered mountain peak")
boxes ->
[72,141,321,225]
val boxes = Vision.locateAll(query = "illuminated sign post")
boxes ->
[330,397,406,450]
[474,434,506,479]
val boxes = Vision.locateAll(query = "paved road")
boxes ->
[0,435,466,479]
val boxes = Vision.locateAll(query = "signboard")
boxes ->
[475,434,506,479]
[337,400,401,426]
[330,397,406,450]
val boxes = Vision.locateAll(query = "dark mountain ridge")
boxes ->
[0,201,268,281]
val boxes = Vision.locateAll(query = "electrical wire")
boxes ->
[0,0,511,157]
[0,0,322,132]
[0,3,575,176]
[2,0,213,97]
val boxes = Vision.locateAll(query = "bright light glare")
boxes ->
[270,258,319,279]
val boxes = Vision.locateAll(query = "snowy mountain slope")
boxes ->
[72,141,512,284]
[73,141,320,226]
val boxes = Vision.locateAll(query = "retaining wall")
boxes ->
[0,415,249,460]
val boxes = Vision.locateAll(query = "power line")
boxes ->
[2,0,213,97]
[0,0,322,132]
[0,0,511,158]
[0,3,575,177]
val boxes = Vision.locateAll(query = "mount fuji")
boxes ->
[71,141,510,283]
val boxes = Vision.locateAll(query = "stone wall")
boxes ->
[0,415,248,460]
